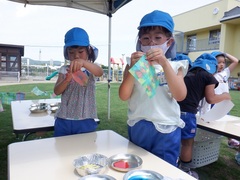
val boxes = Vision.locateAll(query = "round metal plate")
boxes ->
[123,169,164,180]
[108,153,142,172]
[79,174,116,180]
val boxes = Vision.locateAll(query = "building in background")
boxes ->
[0,44,24,82]
[173,0,240,77]
[0,44,24,75]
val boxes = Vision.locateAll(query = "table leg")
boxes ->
[22,132,36,141]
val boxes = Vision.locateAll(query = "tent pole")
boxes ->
[107,0,113,120]
[107,16,112,120]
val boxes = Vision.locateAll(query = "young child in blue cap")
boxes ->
[200,51,239,163]
[212,52,239,150]
[119,10,188,167]
[53,27,103,137]
[177,53,231,179]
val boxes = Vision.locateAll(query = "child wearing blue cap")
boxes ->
[177,53,231,179]
[53,27,103,137]
[212,52,239,149]
[119,10,188,167]
[200,51,239,162]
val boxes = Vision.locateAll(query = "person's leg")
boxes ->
[128,120,154,151]
[180,138,194,162]
[179,112,199,179]
[180,112,197,161]
[128,120,181,167]
[151,127,181,167]
[71,118,98,134]
[235,146,240,165]
[54,117,71,137]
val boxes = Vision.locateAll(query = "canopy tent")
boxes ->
[8,0,133,119]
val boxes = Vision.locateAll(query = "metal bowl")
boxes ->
[79,174,116,180]
[50,102,61,107]
[108,154,142,172]
[29,105,48,113]
[123,169,164,180]
[50,106,59,113]
[31,104,38,107]
[73,153,109,177]
[39,103,48,108]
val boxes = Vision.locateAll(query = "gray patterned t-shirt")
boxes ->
[55,65,97,120]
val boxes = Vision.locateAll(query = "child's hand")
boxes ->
[146,48,167,66]
[222,92,231,100]
[69,59,84,73]
[130,51,144,67]
[65,69,73,82]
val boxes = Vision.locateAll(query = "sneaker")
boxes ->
[228,139,239,149]
[186,170,199,179]
[235,152,240,165]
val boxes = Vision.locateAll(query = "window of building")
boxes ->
[187,35,196,51]
[0,53,7,71]
[209,29,220,44]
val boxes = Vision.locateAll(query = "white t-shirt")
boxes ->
[214,67,230,94]
[199,67,230,114]
[127,60,189,133]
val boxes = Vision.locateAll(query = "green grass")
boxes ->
[0,83,240,179]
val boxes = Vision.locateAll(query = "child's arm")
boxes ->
[161,60,187,101]
[205,84,231,104]
[54,72,72,95]
[83,61,103,77]
[119,51,144,101]
[226,53,239,72]
[119,64,135,101]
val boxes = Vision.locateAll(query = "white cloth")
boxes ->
[127,60,189,133]
[214,68,230,94]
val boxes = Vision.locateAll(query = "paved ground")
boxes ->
[0,77,57,86]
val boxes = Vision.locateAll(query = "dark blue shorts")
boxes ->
[54,117,97,137]
[128,120,181,167]
[180,112,197,139]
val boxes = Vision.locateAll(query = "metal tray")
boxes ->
[73,153,109,177]
[79,174,116,180]
[29,103,48,113]
[123,169,164,180]
[50,106,59,113]
[108,153,142,172]
[50,102,61,107]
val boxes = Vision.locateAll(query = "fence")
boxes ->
[0,71,20,82]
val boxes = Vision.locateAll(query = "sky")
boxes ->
[0,0,218,66]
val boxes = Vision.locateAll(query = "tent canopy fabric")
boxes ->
[8,0,132,16]
[8,0,133,119]
[110,57,124,65]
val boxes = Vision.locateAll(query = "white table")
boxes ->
[11,99,60,140]
[8,130,196,180]
[11,99,100,140]
[197,115,240,140]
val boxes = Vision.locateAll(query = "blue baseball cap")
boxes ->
[211,51,226,58]
[173,54,192,67]
[138,10,174,33]
[63,27,98,60]
[190,53,218,74]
